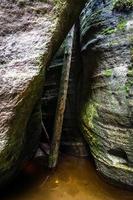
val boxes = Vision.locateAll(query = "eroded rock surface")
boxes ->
[81,0,133,187]
[0,0,87,185]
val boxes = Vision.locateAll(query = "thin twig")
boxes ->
[41,121,50,142]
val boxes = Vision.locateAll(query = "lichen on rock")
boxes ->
[80,0,133,187]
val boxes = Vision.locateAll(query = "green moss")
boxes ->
[103,69,113,77]
[128,36,133,47]
[130,48,133,62]
[127,68,133,77]
[81,101,101,157]
[83,102,98,129]
[102,27,117,35]
[82,123,99,156]
[53,0,66,11]
[109,40,119,47]
[113,0,133,11]
[102,18,126,36]
[117,18,127,30]
[125,80,133,93]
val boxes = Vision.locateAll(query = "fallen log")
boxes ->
[49,27,75,168]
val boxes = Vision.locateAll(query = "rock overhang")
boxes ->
[0,0,87,185]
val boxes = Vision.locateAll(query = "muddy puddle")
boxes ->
[0,154,133,200]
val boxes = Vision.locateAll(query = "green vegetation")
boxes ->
[102,27,117,35]
[117,17,127,30]
[130,48,133,62]
[86,104,97,128]
[53,0,66,8]
[127,68,133,77]
[102,18,126,35]
[81,101,100,156]
[125,80,133,93]
[113,0,133,11]
[103,69,113,77]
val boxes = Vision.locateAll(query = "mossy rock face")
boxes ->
[113,0,133,11]
[0,0,87,186]
[80,0,133,187]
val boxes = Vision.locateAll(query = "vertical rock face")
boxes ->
[81,0,133,187]
[0,0,87,186]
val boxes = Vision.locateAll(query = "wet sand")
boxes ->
[0,154,133,200]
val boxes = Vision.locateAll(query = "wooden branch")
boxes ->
[49,26,75,168]
[41,121,50,142]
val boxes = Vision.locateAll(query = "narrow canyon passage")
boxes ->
[0,0,133,197]
[0,154,133,200]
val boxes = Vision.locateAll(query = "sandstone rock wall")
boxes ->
[0,0,87,185]
[80,0,133,187]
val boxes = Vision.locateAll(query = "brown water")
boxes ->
[1,155,133,200]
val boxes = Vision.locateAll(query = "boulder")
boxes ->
[81,0,133,187]
[0,0,87,185]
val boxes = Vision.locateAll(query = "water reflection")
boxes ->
[0,154,133,200]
